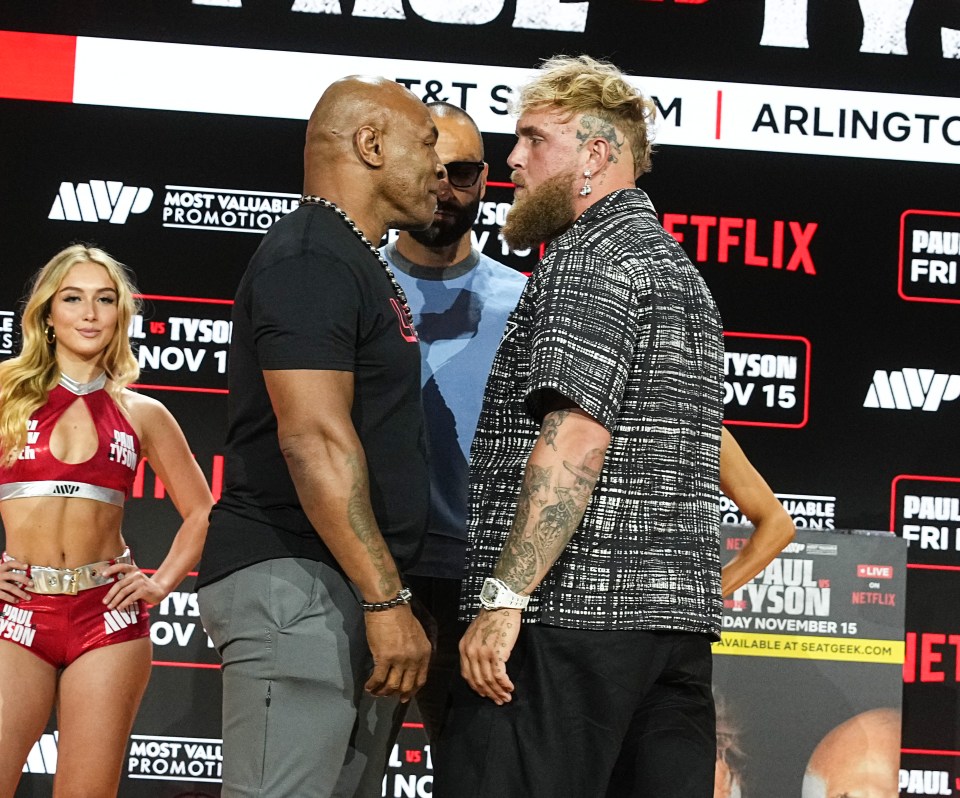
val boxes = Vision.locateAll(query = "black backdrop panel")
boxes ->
[1,2,959,794]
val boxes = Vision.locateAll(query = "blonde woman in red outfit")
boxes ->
[0,244,213,797]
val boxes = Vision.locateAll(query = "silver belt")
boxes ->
[3,548,133,596]
[0,481,125,507]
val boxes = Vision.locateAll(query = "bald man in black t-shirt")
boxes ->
[197,76,445,798]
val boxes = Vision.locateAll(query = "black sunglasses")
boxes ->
[443,161,485,189]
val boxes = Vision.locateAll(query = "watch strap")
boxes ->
[480,577,530,610]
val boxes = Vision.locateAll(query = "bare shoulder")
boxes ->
[121,389,178,431]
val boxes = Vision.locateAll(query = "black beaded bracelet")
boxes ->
[360,587,413,612]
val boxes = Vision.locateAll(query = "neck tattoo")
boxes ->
[299,195,417,338]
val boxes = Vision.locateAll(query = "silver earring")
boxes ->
[579,170,592,197]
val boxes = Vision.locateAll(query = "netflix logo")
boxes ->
[857,564,893,579]
[663,214,817,274]
[904,632,960,684]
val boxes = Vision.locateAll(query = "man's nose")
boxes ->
[436,176,454,199]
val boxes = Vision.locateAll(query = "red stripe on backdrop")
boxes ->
[715,90,723,139]
[0,30,76,102]
[131,384,230,395]
[907,563,960,572]
[136,293,234,305]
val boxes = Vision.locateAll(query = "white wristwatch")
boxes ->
[479,577,530,611]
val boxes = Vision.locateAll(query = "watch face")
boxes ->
[480,579,499,604]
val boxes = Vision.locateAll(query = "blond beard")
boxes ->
[501,171,578,250]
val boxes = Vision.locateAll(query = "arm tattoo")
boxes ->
[499,539,539,587]
[494,448,604,593]
[541,410,569,450]
[345,452,393,594]
[526,463,553,506]
[577,115,624,163]
[502,462,550,583]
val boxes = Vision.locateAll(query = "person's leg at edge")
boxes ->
[337,687,405,798]
[0,641,59,797]
[54,636,153,798]
[436,624,663,798]
[199,558,373,798]
[604,632,716,798]
[404,575,459,744]
[344,578,442,797]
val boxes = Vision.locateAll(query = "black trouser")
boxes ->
[434,624,716,798]
[405,574,462,743]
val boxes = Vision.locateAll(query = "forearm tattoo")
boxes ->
[577,114,624,163]
[494,446,604,593]
[345,452,393,594]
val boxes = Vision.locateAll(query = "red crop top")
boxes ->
[0,379,140,506]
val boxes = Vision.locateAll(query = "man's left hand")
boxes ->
[458,608,522,704]
[364,605,432,703]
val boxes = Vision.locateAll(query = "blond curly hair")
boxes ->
[514,54,657,178]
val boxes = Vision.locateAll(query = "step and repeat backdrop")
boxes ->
[1,1,959,795]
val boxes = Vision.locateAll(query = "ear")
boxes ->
[356,125,385,168]
[583,135,611,177]
[478,162,490,200]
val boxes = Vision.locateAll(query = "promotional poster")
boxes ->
[715,525,907,797]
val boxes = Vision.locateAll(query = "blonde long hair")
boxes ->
[0,244,141,462]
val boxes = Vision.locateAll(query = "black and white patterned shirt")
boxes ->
[461,189,724,635]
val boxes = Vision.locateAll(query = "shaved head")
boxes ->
[301,75,444,240]
[802,708,900,798]
[306,76,428,170]
[427,101,485,159]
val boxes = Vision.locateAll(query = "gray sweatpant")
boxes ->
[198,558,402,798]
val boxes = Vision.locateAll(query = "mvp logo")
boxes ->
[49,181,154,225]
[864,369,960,411]
[23,732,58,774]
[104,606,140,635]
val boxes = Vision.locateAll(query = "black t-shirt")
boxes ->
[197,204,428,588]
